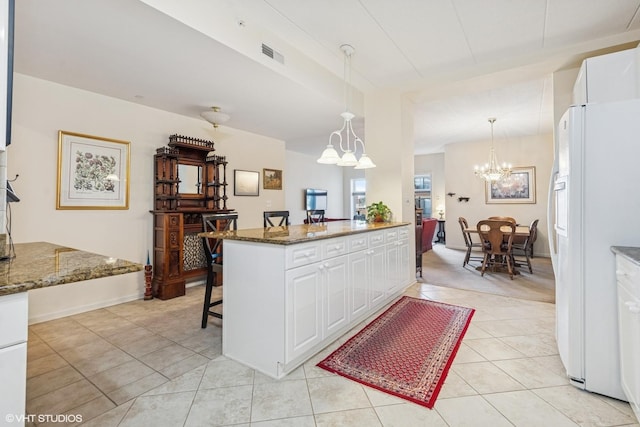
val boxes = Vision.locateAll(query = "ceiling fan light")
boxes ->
[201,106,230,127]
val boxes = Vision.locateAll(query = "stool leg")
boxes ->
[201,270,214,328]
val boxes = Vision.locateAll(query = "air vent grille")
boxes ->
[262,43,284,64]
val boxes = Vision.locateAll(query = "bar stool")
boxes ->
[201,212,238,328]
[263,210,290,227]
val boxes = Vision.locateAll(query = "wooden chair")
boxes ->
[488,216,516,224]
[512,219,539,273]
[458,217,483,267]
[477,219,516,279]
[263,210,289,227]
[306,209,325,224]
[201,212,238,328]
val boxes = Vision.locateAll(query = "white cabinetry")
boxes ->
[573,47,639,105]
[615,254,640,422]
[223,225,411,379]
[0,292,28,427]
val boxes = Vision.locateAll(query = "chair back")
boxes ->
[263,210,289,227]
[477,219,515,255]
[488,216,516,224]
[458,217,472,247]
[202,213,238,265]
[526,219,539,248]
[421,218,438,252]
[306,209,325,224]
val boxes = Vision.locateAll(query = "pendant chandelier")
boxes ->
[317,44,376,169]
[474,118,511,182]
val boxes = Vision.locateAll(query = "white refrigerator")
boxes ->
[549,98,640,401]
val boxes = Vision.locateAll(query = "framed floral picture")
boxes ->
[485,166,536,204]
[56,131,130,209]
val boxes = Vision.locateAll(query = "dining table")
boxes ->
[463,222,530,275]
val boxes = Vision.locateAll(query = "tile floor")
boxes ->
[26,265,639,426]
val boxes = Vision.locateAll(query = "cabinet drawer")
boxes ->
[286,243,321,269]
[349,234,368,252]
[323,238,347,259]
[397,226,409,240]
[369,231,385,247]
[0,293,28,348]
[385,229,399,242]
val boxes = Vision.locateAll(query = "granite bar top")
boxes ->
[611,246,640,266]
[199,220,410,245]
[0,242,143,296]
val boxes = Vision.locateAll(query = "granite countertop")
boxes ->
[0,242,143,296]
[199,220,410,245]
[611,246,640,266]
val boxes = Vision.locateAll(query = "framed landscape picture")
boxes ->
[57,130,130,209]
[263,168,282,190]
[485,166,536,204]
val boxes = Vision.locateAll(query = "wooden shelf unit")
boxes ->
[152,134,233,300]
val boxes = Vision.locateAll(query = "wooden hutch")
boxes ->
[151,134,232,300]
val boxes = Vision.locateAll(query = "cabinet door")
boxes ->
[349,251,369,320]
[617,280,640,413]
[398,237,412,289]
[0,343,26,423]
[323,256,349,337]
[369,245,386,307]
[385,242,400,295]
[285,264,323,363]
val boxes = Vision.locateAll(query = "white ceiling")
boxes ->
[13,0,640,156]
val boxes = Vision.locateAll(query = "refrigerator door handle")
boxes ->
[547,169,559,276]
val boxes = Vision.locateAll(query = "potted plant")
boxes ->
[366,201,392,223]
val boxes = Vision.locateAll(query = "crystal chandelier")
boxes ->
[474,118,511,182]
[317,44,376,169]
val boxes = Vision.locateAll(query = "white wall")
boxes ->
[443,133,554,257]
[284,150,345,224]
[9,74,285,322]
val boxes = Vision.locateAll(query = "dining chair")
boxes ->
[306,209,325,224]
[512,219,539,273]
[201,212,238,328]
[477,219,517,279]
[263,210,290,227]
[488,216,517,224]
[458,217,483,267]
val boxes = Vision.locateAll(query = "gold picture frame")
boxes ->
[263,168,282,190]
[485,166,536,204]
[57,130,131,209]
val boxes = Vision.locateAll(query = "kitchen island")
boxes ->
[0,242,142,426]
[201,220,413,378]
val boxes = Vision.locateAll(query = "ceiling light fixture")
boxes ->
[200,106,230,128]
[317,44,375,169]
[474,118,511,182]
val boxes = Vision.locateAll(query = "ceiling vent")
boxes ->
[262,43,284,64]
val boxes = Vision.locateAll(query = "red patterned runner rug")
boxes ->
[317,296,475,409]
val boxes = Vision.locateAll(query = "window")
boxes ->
[351,178,366,218]
[414,174,432,218]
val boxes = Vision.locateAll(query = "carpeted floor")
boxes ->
[420,244,556,303]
